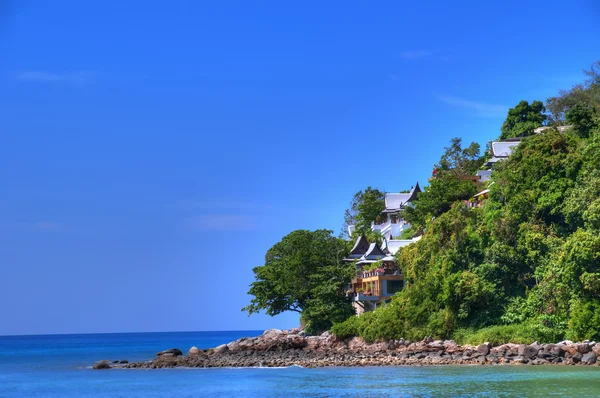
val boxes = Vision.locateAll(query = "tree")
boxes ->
[405,138,481,230]
[436,137,483,176]
[342,187,385,237]
[547,61,600,122]
[243,229,355,333]
[565,103,598,138]
[500,100,547,139]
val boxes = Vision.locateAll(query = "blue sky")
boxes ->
[1,1,598,335]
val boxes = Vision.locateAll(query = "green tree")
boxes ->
[565,103,598,138]
[500,100,547,139]
[343,187,385,236]
[243,229,355,333]
[547,61,600,122]
[436,137,484,176]
[405,138,481,230]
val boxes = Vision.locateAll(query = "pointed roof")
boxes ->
[361,242,387,261]
[383,182,421,212]
[345,235,370,261]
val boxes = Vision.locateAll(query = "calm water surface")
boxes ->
[1,331,600,397]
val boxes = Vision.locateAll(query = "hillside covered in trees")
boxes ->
[246,61,600,343]
[331,61,600,343]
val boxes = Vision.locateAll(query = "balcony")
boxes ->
[353,293,379,301]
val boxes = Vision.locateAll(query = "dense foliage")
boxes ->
[499,100,546,139]
[332,61,600,343]
[243,230,355,334]
[404,138,480,231]
[343,187,386,237]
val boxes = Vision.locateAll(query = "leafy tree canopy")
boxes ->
[436,137,484,177]
[243,229,355,333]
[500,100,547,140]
[547,61,600,123]
[405,138,481,230]
[343,187,385,237]
[332,62,600,343]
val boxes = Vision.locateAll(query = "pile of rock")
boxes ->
[94,329,600,369]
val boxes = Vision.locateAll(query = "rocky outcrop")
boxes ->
[96,329,600,369]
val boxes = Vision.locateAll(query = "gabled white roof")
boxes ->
[491,141,520,157]
[385,193,413,211]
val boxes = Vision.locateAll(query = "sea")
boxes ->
[2,331,600,397]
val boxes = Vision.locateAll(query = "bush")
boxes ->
[453,321,564,345]
[567,299,600,341]
[330,315,364,340]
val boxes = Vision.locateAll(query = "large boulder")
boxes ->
[93,362,111,370]
[188,346,200,356]
[477,343,491,356]
[157,348,183,357]
[577,343,591,354]
[262,329,284,340]
[214,344,229,354]
[518,345,538,359]
[582,352,597,365]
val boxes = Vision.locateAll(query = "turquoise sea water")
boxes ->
[2,331,600,397]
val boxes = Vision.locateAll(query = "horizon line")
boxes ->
[0,329,269,338]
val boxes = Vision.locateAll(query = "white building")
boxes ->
[348,183,421,242]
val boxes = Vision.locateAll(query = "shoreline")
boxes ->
[94,329,600,369]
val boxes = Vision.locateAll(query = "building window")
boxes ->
[387,280,404,295]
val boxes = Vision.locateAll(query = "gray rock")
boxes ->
[577,343,591,354]
[119,360,128,364]
[571,353,583,364]
[518,345,538,359]
[512,356,528,364]
[551,345,566,357]
[582,352,597,365]
[93,362,111,370]
[477,343,491,356]
[531,358,548,365]
[214,344,229,354]
[157,348,183,357]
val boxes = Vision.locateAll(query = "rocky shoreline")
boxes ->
[93,329,600,369]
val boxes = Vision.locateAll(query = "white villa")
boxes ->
[348,183,421,242]
[345,183,423,313]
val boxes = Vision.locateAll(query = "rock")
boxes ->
[112,360,119,363]
[582,352,597,365]
[188,346,200,356]
[512,356,528,364]
[443,340,458,349]
[93,362,111,369]
[577,343,591,354]
[157,348,183,357]
[214,344,229,354]
[551,345,566,357]
[477,343,491,356]
[531,358,548,365]
[571,352,583,364]
[530,342,543,352]
[119,360,128,364]
[262,329,283,340]
[428,340,444,349]
[593,344,600,356]
[518,345,538,359]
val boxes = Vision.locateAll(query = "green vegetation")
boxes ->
[245,61,600,343]
[332,61,600,344]
[243,229,355,334]
[343,187,385,237]
[500,100,546,139]
[403,138,481,231]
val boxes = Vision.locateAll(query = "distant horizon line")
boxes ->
[0,329,269,338]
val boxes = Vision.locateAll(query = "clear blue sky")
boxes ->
[1,1,598,335]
